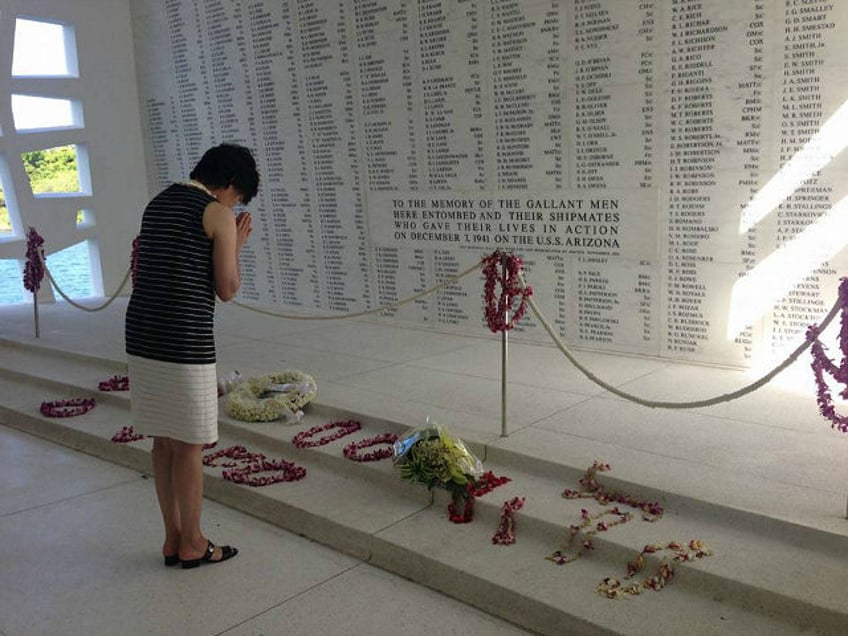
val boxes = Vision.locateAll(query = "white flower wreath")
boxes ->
[226,370,317,423]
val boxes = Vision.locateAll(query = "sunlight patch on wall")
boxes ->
[729,99,848,340]
[728,193,848,338]
[739,100,848,234]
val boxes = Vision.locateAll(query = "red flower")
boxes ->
[481,250,532,333]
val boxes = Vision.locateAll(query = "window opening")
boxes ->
[12,18,78,77]
[0,259,25,305]
[12,95,82,132]
[22,144,83,195]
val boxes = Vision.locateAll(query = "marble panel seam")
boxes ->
[0,475,144,520]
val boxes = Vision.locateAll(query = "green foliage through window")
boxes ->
[22,145,80,194]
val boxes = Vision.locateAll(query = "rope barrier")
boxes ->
[522,280,841,409]
[38,252,483,322]
[30,232,838,412]
[231,259,484,320]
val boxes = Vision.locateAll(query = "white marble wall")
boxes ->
[129,0,848,369]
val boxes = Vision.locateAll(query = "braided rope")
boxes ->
[231,259,484,320]
[524,285,840,409]
[34,236,837,411]
[39,252,481,320]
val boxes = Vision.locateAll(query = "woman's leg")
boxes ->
[170,440,206,558]
[171,439,229,562]
[151,437,181,556]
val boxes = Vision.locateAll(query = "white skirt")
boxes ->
[127,354,218,445]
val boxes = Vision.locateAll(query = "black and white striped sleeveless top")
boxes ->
[125,183,217,364]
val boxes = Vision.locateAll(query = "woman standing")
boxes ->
[125,143,259,568]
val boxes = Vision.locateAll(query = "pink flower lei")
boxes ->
[343,432,398,462]
[481,250,533,333]
[40,397,95,417]
[111,425,216,448]
[111,426,144,443]
[23,227,45,293]
[223,457,306,486]
[492,496,525,545]
[807,277,848,432]
[469,470,511,497]
[292,419,362,448]
[203,444,306,486]
[99,374,130,391]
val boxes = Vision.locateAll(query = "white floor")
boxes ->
[2,297,848,635]
[0,424,532,636]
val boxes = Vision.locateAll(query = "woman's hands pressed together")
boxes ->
[235,211,252,253]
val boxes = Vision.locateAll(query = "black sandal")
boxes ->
[164,554,180,567]
[180,540,238,569]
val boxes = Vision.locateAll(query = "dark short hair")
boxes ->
[190,143,260,204]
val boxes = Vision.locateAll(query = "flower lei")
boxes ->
[469,470,511,497]
[111,426,144,443]
[563,460,663,521]
[481,250,533,333]
[98,374,129,391]
[343,432,398,462]
[130,236,140,288]
[40,397,95,417]
[204,445,259,467]
[597,540,714,599]
[227,370,317,422]
[807,277,848,432]
[23,227,45,293]
[492,496,525,545]
[292,419,362,448]
[547,507,633,564]
[203,444,306,486]
[110,426,217,448]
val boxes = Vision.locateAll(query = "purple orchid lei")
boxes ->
[23,227,45,293]
[130,236,140,287]
[807,277,848,432]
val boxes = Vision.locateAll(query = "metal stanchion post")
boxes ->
[501,321,508,437]
[501,253,509,437]
[33,292,40,338]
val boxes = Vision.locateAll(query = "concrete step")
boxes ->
[0,340,844,635]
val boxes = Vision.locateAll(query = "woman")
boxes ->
[125,143,258,568]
